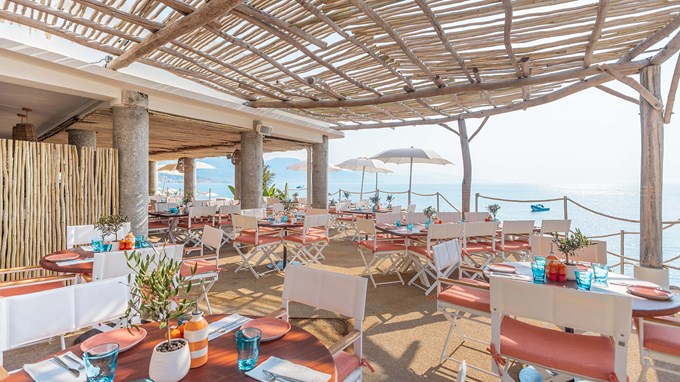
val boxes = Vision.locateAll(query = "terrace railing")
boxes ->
[476,193,680,287]
[328,188,460,212]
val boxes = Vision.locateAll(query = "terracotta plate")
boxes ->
[627,285,673,301]
[45,252,80,262]
[80,328,147,353]
[241,317,291,342]
[488,264,516,274]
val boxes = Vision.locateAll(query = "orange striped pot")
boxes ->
[184,311,209,368]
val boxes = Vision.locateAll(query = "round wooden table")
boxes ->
[7,314,337,381]
[149,211,189,243]
[485,262,680,317]
[40,247,93,274]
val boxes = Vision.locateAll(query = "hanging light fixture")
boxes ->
[12,107,37,142]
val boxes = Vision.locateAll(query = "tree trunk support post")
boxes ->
[240,122,264,209]
[458,120,472,214]
[311,135,328,209]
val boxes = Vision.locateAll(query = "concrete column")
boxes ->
[112,90,149,237]
[149,161,157,196]
[68,129,96,148]
[311,135,328,209]
[233,153,241,200]
[639,65,664,271]
[240,128,263,209]
[182,157,196,199]
[306,147,313,205]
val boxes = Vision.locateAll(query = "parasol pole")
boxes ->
[408,157,413,205]
[360,167,366,200]
[375,173,378,191]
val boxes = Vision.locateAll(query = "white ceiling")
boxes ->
[0,82,94,139]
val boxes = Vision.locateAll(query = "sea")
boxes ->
[162,180,680,285]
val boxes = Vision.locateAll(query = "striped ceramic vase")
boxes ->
[184,311,209,368]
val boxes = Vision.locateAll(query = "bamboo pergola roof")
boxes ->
[2,0,680,130]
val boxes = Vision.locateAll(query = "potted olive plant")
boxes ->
[423,206,437,222]
[385,194,394,210]
[552,229,591,280]
[487,204,501,220]
[125,249,199,382]
[369,193,381,211]
[343,191,351,202]
[95,214,127,241]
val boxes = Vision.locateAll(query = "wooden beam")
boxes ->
[107,0,242,70]
[584,0,609,68]
[501,0,523,78]
[601,64,663,110]
[414,0,473,83]
[618,13,680,63]
[349,0,445,88]
[246,60,648,109]
[438,123,459,136]
[595,85,639,105]
[664,54,680,123]
[468,117,490,142]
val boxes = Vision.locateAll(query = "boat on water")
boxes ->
[531,204,550,212]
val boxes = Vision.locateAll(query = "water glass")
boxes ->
[282,215,289,223]
[235,328,261,371]
[575,270,593,291]
[533,256,546,268]
[91,238,104,253]
[134,235,145,249]
[83,343,119,382]
[395,220,401,227]
[531,262,546,284]
[592,263,610,284]
[102,243,113,252]
[424,221,431,229]
[169,207,179,214]
[407,223,414,231]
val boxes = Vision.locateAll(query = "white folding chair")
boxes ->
[461,221,499,273]
[278,265,369,382]
[241,208,266,219]
[181,226,223,314]
[232,215,282,278]
[305,208,327,215]
[406,212,428,224]
[283,214,330,265]
[389,205,402,213]
[155,202,178,212]
[407,224,464,294]
[636,315,680,381]
[355,218,405,288]
[464,212,490,222]
[498,220,534,261]
[375,212,401,226]
[438,211,462,223]
[0,267,76,298]
[332,202,356,238]
[92,245,184,281]
[540,219,571,237]
[66,222,131,247]
[407,204,417,213]
[176,206,216,245]
[272,203,285,215]
[217,204,241,243]
[490,277,631,382]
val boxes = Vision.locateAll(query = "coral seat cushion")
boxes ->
[463,242,495,254]
[408,245,433,259]
[180,259,219,276]
[500,317,616,381]
[333,351,361,382]
[234,234,280,246]
[357,240,406,253]
[0,280,66,297]
[642,316,680,356]
[285,234,328,244]
[437,284,490,313]
[501,240,531,251]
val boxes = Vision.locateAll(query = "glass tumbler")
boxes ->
[91,238,104,253]
[575,270,593,291]
[592,263,610,284]
[531,262,546,284]
[83,343,119,382]
[533,256,546,268]
[234,328,261,371]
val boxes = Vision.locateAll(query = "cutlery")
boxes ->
[208,317,249,336]
[64,353,85,370]
[52,356,80,378]
[262,369,308,382]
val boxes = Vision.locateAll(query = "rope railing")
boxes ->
[476,193,680,286]
[328,188,460,212]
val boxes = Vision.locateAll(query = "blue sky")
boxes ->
[3,22,679,185]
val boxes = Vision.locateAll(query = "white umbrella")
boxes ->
[287,160,341,172]
[336,157,393,199]
[371,147,453,204]
[158,169,183,176]
[157,161,215,172]
[198,189,219,201]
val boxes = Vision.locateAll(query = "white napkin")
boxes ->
[207,314,252,341]
[23,352,86,382]
[246,356,331,382]
[57,258,94,267]
[79,246,93,252]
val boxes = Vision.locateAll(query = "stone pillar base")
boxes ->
[634,265,669,289]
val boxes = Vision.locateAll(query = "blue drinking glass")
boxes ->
[424,221,431,229]
[134,235,145,249]
[531,262,546,284]
[282,215,289,223]
[533,256,546,268]
[235,328,261,371]
[575,270,593,291]
[592,263,610,284]
[102,243,112,252]
[91,238,104,253]
[407,223,414,231]
[395,220,401,227]
[83,343,119,382]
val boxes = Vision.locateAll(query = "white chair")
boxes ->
[283,214,330,265]
[217,204,242,243]
[0,276,129,368]
[389,205,402,213]
[540,219,571,237]
[461,221,499,272]
[332,202,356,238]
[232,215,282,278]
[279,265,368,382]
[266,197,282,206]
[272,203,285,215]
[177,206,216,245]
[636,315,680,381]
[464,212,490,222]
[0,267,76,298]
[406,212,428,224]
[438,211,462,223]
[407,224,464,294]
[92,244,184,281]
[375,212,401,226]
[457,361,468,382]
[155,202,179,212]
[66,222,131,247]
[489,277,631,382]
[530,235,607,264]
[181,226,223,314]
[355,218,405,288]
[241,207,266,219]
[305,208,327,215]
[407,204,417,213]
[498,220,534,261]
[192,200,210,207]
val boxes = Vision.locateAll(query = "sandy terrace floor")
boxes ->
[5,229,679,381]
